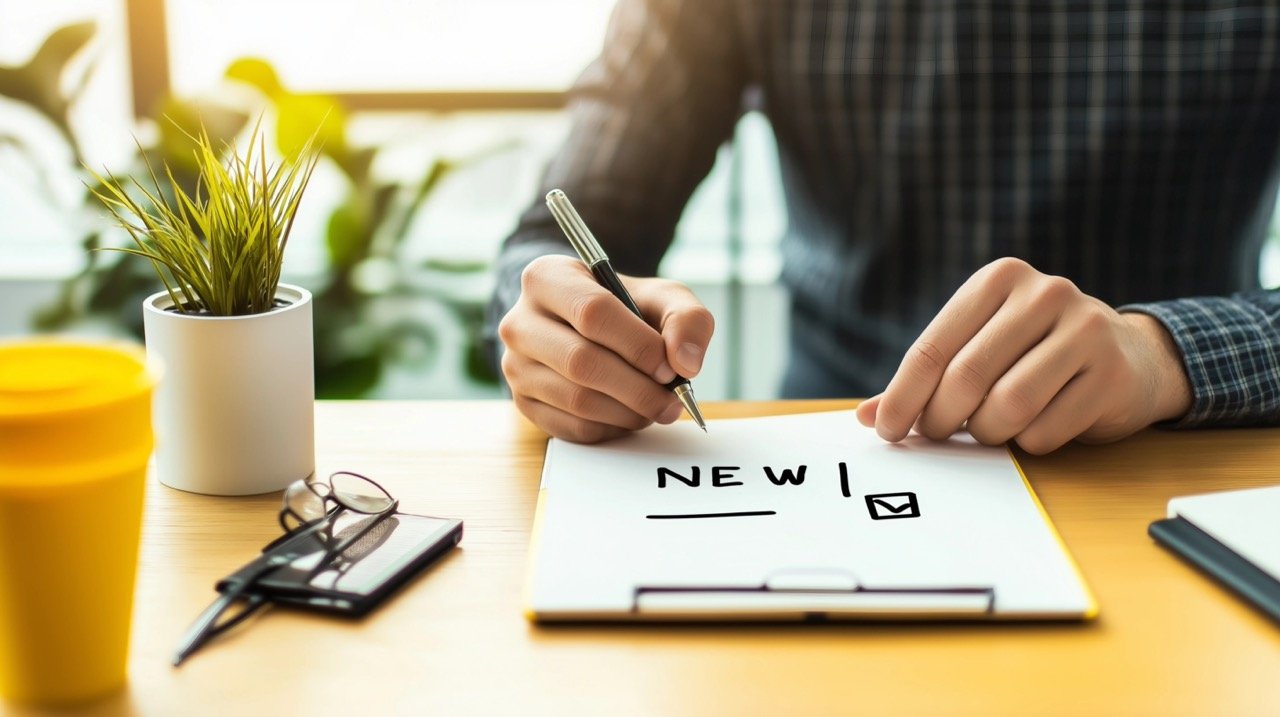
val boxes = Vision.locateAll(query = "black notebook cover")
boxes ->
[1149,516,1280,625]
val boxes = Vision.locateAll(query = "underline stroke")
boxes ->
[645,510,778,520]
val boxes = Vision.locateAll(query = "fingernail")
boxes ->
[653,362,677,384]
[677,343,704,374]
[659,403,683,424]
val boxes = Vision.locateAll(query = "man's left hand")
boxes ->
[856,257,1193,454]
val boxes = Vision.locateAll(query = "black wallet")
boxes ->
[218,511,463,616]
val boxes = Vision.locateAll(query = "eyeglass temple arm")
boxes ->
[175,499,399,666]
[171,556,284,666]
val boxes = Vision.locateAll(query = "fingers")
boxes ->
[499,255,710,442]
[505,352,676,431]
[630,278,715,378]
[502,313,680,423]
[863,258,1165,453]
[522,256,676,383]
[499,350,686,440]
[513,395,631,444]
[963,323,1091,445]
[1013,372,1106,455]
[914,290,1063,440]
[863,327,1088,452]
[874,258,1031,441]
[856,394,882,426]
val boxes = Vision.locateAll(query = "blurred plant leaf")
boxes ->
[87,256,161,313]
[31,236,155,339]
[315,353,382,399]
[0,21,95,124]
[27,22,96,92]
[0,67,28,108]
[224,57,284,98]
[370,159,452,256]
[275,93,348,162]
[0,21,97,162]
[423,257,490,273]
[440,298,496,385]
[325,199,366,270]
[385,319,438,368]
[465,334,498,384]
[365,183,399,252]
[339,146,377,187]
[155,96,249,174]
[30,231,101,330]
[225,58,349,166]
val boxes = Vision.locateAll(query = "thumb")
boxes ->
[628,278,714,378]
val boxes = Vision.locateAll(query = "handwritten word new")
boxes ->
[657,465,810,488]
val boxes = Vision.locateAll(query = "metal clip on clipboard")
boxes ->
[634,570,995,618]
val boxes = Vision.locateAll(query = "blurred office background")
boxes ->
[2,1,1277,401]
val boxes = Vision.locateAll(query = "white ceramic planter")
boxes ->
[143,284,315,496]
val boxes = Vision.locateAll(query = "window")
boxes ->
[165,0,618,96]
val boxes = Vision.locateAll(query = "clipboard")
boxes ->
[525,410,1096,621]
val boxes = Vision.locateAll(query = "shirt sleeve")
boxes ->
[1121,290,1280,427]
[483,0,748,374]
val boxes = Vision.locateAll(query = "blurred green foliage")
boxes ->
[0,22,96,158]
[2,23,499,397]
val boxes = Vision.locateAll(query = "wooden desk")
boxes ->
[16,401,1280,716]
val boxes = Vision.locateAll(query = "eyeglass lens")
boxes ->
[329,471,395,514]
[283,480,329,528]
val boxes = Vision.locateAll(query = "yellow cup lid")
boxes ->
[0,340,158,485]
[0,340,155,420]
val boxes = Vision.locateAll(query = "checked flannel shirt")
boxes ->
[488,0,1280,427]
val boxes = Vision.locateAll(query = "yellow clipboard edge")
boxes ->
[523,486,549,622]
[1006,446,1100,620]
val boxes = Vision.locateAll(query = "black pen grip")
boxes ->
[590,261,644,318]
[590,261,691,391]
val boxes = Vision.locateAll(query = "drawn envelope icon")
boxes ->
[864,491,920,520]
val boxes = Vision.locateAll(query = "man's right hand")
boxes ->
[498,255,714,443]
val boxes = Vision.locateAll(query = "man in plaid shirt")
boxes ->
[489,1,1280,452]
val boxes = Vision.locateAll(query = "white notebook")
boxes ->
[1168,485,1280,581]
[526,409,1096,621]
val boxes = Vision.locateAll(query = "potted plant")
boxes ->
[90,120,321,495]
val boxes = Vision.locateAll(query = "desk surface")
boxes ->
[19,400,1280,716]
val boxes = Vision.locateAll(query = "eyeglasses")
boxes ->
[172,471,399,666]
[279,470,398,532]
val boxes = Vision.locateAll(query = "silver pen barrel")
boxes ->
[546,189,607,265]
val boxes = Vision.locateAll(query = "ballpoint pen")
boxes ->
[545,188,708,432]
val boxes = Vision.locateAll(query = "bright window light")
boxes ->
[166,0,618,95]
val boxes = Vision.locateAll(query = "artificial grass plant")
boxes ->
[89,118,321,316]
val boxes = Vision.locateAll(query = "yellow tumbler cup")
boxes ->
[0,340,157,707]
